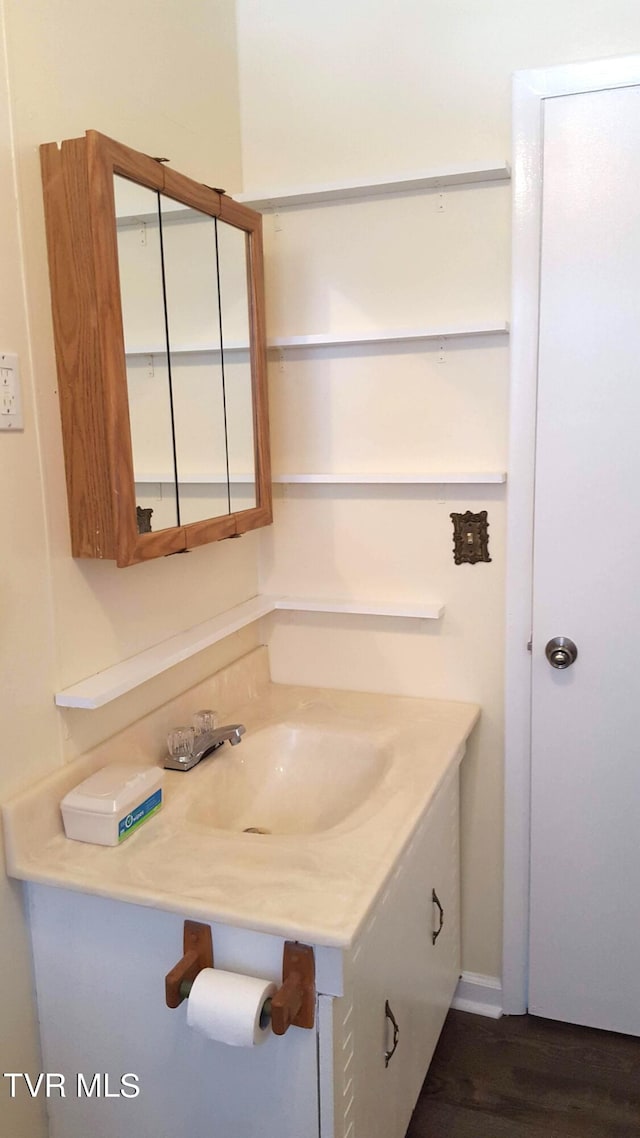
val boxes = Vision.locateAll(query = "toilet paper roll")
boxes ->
[186,968,277,1047]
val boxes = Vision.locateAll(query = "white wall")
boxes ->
[0,2,255,1134]
[236,0,640,980]
[236,0,640,188]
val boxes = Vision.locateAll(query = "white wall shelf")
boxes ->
[54,596,277,709]
[269,322,509,350]
[276,597,444,620]
[55,594,444,708]
[272,472,507,484]
[235,161,511,210]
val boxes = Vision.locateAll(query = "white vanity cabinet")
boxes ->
[6,657,479,1137]
[25,770,459,1138]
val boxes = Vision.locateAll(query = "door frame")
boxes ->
[503,52,640,1015]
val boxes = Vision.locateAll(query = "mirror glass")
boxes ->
[113,175,257,535]
[114,177,179,531]
[217,222,256,513]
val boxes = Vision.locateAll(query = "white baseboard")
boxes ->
[451,971,503,1019]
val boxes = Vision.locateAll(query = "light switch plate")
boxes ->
[450,509,491,565]
[0,352,24,430]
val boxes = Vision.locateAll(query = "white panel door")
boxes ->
[529,83,640,1033]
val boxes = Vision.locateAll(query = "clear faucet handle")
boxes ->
[167,725,196,761]
[193,709,217,736]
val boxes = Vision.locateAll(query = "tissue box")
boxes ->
[61,764,163,846]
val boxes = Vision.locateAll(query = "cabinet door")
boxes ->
[340,771,460,1138]
[394,771,460,1120]
[342,880,405,1138]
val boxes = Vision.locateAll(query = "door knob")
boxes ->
[545,636,578,669]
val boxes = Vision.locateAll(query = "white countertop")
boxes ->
[3,675,479,948]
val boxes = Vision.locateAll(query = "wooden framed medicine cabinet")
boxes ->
[40,130,272,568]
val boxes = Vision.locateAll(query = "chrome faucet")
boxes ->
[164,724,246,772]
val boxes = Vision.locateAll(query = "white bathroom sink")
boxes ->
[2,651,481,945]
[186,721,389,836]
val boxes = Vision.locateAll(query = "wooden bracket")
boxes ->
[165,920,213,1008]
[270,941,316,1035]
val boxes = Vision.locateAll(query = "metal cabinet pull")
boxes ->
[384,999,400,1067]
[432,888,444,945]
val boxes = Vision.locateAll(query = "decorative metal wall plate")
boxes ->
[450,510,491,565]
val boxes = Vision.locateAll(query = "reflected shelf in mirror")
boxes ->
[135,473,256,484]
[125,343,250,356]
[116,206,206,229]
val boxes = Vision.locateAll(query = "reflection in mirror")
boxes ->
[160,197,228,526]
[114,179,260,533]
[218,221,257,513]
[114,176,179,531]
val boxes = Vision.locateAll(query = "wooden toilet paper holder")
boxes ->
[165,920,213,1008]
[165,920,315,1034]
[270,941,315,1034]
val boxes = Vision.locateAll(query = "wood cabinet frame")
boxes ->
[40,130,272,567]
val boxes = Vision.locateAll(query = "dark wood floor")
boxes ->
[406,1010,640,1137]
